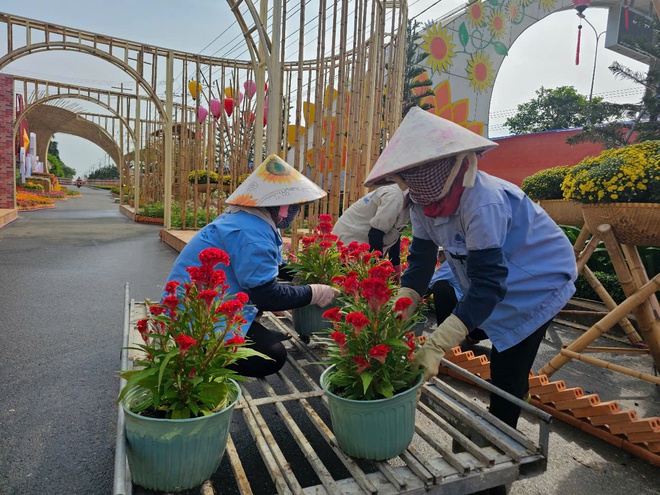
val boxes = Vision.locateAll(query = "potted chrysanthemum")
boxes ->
[118,247,268,492]
[318,258,424,460]
[286,214,346,340]
[520,165,584,227]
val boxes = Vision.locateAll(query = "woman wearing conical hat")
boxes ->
[369,108,577,430]
[165,155,339,378]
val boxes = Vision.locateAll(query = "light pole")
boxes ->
[578,13,606,104]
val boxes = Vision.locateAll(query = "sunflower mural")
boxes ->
[413,0,565,137]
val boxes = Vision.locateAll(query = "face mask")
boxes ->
[275,205,301,229]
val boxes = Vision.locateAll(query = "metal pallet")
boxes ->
[114,286,551,495]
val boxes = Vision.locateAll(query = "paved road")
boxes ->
[0,188,177,495]
[0,188,658,495]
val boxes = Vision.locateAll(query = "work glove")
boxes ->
[309,284,340,307]
[393,287,421,319]
[413,314,468,381]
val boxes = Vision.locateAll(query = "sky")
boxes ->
[0,0,650,177]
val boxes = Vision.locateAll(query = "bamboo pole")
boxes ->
[538,273,660,377]
[559,349,660,385]
[599,225,660,369]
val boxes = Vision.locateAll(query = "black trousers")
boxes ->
[488,320,551,428]
[228,321,287,378]
[431,280,487,341]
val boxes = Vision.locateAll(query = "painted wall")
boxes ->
[0,73,15,209]
[477,128,606,185]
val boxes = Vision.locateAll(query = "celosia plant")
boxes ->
[562,140,660,204]
[118,247,268,419]
[286,214,346,284]
[321,258,423,401]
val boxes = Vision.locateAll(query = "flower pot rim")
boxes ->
[320,364,423,404]
[121,377,241,423]
[580,202,660,208]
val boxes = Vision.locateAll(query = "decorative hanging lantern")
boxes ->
[225,87,235,99]
[243,80,257,99]
[224,98,234,117]
[197,106,208,124]
[572,0,591,66]
[263,105,268,127]
[238,92,244,104]
[209,99,222,119]
[188,81,203,100]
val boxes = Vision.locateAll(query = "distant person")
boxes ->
[333,183,410,278]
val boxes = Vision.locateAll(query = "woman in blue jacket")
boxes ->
[366,108,577,429]
[165,155,339,378]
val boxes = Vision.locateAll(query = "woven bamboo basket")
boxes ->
[539,199,584,227]
[581,203,660,247]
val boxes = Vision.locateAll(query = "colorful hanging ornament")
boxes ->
[263,105,268,127]
[243,80,257,99]
[224,87,235,99]
[238,92,244,104]
[572,0,590,13]
[576,23,582,65]
[572,0,590,66]
[188,81,202,100]
[224,98,234,117]
[197,106,208,123]
[209,99,222,119]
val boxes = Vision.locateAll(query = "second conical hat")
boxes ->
[365,107,497,186]
[225,154,326,207]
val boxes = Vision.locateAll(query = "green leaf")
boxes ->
[488,0,499,5]
[157,349,178,392]
[493,41,508,56]
[360,372,373,395]
[458,23,469,48]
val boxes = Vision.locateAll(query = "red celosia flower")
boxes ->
[199,247,230,268]
[319,214,333,223]
[330,331,347,349]
[345,312,370,334]
[353,356,370,374]
[394,297,413,313]
[368,344,391,364]
[235,292,249,303]
[216,300,244,320]
[342,273,360,297]
[186,265,211,286]
[197,289,218,308]
[164,280,180,295]
[321,233,339,242]
[149,305,166,316]
[360,277,392,313]
[136,319,148,334]
[209,269,227,288]
[322,307,342,322]
[301,236,317,248]
[318,240,333,251]
[368,262,395,281]
[317,221,334,234]
[331,275,346,286]
[225,334,246,352]
[174,334,196,353]
[162,295,180,312]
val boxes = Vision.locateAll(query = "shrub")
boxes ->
[188,170,219,184]
[521,166,572,201]
[574,271,626,304]
[562,140,660,204]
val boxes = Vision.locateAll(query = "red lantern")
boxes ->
[224,98,234,117]
[243,112,256,125]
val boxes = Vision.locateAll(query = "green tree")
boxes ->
[504,86,622,134]
[402,20,434,117]
[88,164,119,180]
[47,138,76,178]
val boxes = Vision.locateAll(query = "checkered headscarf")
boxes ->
[399,156,457,205]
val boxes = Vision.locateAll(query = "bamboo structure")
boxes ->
[2,2,407,230]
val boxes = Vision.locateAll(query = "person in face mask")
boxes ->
[164,155,339,378]
[366,108,577,431]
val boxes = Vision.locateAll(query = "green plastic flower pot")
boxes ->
[320,365,422,460]
[122,379,240,492]
[292,303,335,339]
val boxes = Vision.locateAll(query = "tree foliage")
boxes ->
[504,86,623,134]
[88,164,119,180]
[46,139,76,178]
[402,20,434,117]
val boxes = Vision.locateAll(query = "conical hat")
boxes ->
[226,154,326,207]
[365,107,497,186]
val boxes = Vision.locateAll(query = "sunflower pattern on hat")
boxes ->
[226,154,326,207]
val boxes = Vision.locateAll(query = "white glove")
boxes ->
[309,284,340,307]
[413,314,468,381]
[393,287,421,319]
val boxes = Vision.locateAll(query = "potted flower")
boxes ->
[118,247,268,492]
[318,260,424,460]
[286,214,346,340]
[520,165,583,226]
[562,140,660,246]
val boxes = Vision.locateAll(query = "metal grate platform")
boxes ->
[114,287,551,495]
